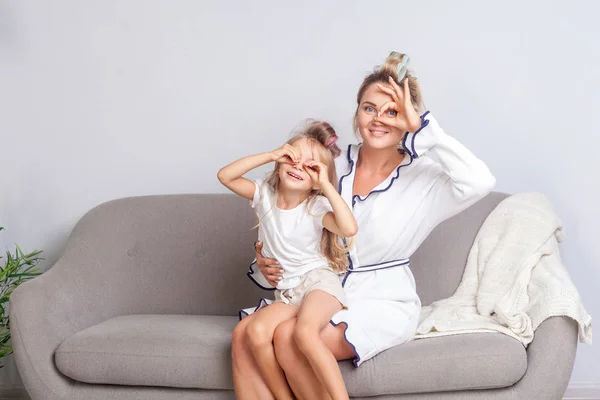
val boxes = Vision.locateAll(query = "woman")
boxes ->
[232,52,496,399]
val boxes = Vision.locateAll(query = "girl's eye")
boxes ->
[364,106,375,113]
[386,110,398,117]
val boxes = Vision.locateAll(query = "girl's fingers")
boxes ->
[305,161,318,171]
[305,167,318,180]
[278,155,293,164]
[282,145,297,162]
[290,147,301,162]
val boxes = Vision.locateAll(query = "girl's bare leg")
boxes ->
[293,290,350,400]
[274,317,355,400]
[231,313,275,400]
[245,303,299,400]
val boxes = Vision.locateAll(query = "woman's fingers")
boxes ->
[401,79,422,131]
[376,83,399,104]
[262,264,283,286]
[388,76,405,105]
[403,78,413,109]
[404,79,414,110]
[378,101,399,118]
[256,243,283,281]
[263,258,281,270]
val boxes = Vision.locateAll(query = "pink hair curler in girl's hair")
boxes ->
[324,135,338,149]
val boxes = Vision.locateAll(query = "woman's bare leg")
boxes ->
[274,293,356,400]
[293,290,349,400]
[231,314,275,400]
[245,303,299,400]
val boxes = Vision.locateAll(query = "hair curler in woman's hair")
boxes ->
[396,54,410,82]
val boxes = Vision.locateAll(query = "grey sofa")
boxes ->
[10,192,578,400]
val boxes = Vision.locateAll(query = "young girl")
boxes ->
[217,120,357,400]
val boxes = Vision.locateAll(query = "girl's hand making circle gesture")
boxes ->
[270,144,301,165]
[376,77,422,133]
[304,160,330,189]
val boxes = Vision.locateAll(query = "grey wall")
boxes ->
[1,0,597,389]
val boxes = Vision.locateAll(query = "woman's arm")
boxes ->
[255,241,283,287]
[402,111,496,202]
[378,78,495,216]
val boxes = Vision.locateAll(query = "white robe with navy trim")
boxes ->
[243,111,496,366]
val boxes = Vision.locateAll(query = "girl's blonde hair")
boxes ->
[262,120,351,272]
[353,52,425,151]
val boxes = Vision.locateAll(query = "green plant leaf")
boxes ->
[0,228,43,365]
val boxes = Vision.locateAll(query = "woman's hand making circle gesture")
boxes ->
[376,77,422,133]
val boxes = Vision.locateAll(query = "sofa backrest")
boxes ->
[69,192,507,316]
[411,192,508,306]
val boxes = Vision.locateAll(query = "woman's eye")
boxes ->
[364,106,375,113]
[386,110,398,117]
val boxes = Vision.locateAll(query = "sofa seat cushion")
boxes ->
[340,331,527,396]
[55,314,237,389]
[56,314,527,394]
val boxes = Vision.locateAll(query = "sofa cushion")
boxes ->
[341,332,527,396]
[56,314,526,395]
[55,314,237,389]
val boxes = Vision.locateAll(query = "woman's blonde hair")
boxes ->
[353,52,425,149]
[261,120,351,272]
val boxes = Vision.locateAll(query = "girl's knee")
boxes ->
[293,322,320,351]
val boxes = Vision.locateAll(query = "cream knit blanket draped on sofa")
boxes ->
[414,192,592,346]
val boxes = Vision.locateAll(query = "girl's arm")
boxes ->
[321,183,358,237]
[217,153,274,200]
[305,161,358,237]
[217,144,302,200]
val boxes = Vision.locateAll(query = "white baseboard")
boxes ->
[563,383,600,400]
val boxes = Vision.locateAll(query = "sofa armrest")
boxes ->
[10,237,127,400]
[511,316,578,399]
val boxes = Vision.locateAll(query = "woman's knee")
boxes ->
[231,320,251,361]
[245,319,272,349]
[273,319,297,368]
